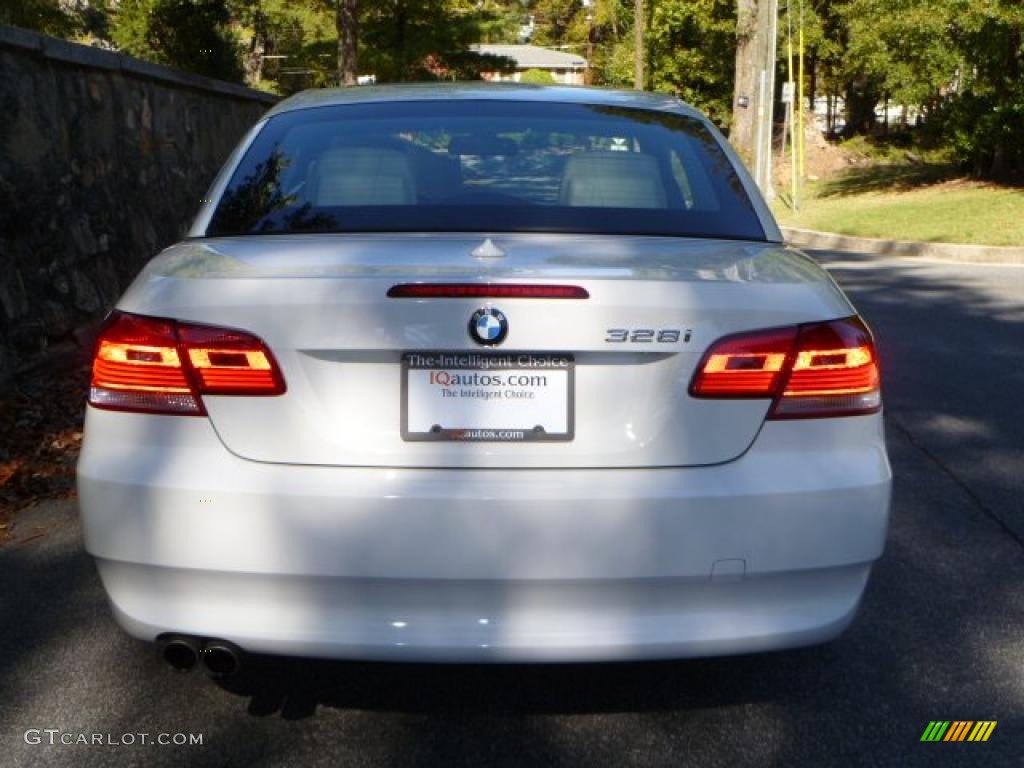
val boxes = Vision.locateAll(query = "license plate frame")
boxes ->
[401,352,575,442]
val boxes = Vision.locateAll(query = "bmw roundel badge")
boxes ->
[469,307,508,346]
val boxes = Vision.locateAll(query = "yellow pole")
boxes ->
[787,2,797,208]
[797,0,806,179]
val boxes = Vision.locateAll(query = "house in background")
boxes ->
[471,44,588,86]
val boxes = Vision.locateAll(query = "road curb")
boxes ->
[781,226,1024,265]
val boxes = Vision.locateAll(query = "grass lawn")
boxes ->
[772,165,1024,247]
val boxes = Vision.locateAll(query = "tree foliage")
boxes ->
[230,0,338,91]
[7,0,1023,180]
[1,0,78,37]
[360,0,507,81]
[526,0,739,125]
[934,0,1024,180]
[1,0,111,40]
[234,0,521,90]
[110,0,244,82]
[803,0,1024,180]
[646,0,736,125]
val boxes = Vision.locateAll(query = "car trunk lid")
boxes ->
[117,233,852,468]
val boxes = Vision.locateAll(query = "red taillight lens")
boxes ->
[690,316,881,419]
[89,312,285,415]
[90,313,200,414]
[689,326,797,397]
[772,317,881,418]
[178,323,285,395]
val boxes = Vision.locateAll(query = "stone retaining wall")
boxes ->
[0,25,278,378]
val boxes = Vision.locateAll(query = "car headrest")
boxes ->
[309,147,416,206]
[560,151,667,208]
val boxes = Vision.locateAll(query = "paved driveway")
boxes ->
[1,252,1021,767]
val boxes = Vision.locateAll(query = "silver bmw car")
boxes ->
[77,84,891,674]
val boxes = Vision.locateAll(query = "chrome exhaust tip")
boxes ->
[159,636,198,672]
[200,640,242,677]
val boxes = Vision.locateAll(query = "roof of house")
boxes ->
[471,44,588,71]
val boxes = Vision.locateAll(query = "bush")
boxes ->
[519,68,556,85]
[933,90,1024,184]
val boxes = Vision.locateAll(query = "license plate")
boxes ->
[402,352,574,442]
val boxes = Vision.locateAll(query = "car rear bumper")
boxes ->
[77,407,891,662]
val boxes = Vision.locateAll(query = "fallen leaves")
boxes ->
[0,361,90,544]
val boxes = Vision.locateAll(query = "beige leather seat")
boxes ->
[560,151,667,208]
[309,147,417,206]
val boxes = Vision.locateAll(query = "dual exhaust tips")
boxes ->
[159,635,242,676]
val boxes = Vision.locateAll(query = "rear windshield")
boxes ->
[206,100,765,241]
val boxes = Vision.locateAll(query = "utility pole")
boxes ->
[784,0,798,209]
[797,0,806,179]
[634,0,644,90]
[752,0,778,196]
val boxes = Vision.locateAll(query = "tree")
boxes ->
[530,0,587,47]
[359,0,511,82]
[110,0,244,82]
[586,1,639,88]
[829,0,1024,179]
[228,0,338,92]
[230,0,519,92]
[1,0,112,40]
[336,0,358,85]
[938,0,1024,180]
[839,0,956,135]
[474,0,524,43]
[647,0,736,125]
[0,0,76,36]
[634,0,644,89]
[730,0,767,158]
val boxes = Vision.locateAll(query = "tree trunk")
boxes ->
[397,3,408,80]
[990,27,1023,181]
[241,9,268,87]
[843,77,878,137]
[808,52,816,117]
[336,0,359,86]
[243,33,265,86]
[731,0,762,163]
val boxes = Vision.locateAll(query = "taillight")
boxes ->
[89,312,285,415]
[688,326,797,397]
[773,318,880,418]
[177,324,284,395]
[690,316,881,419]
[90,313,200,414]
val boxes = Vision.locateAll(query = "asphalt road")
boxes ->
[1,251,1022,768]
